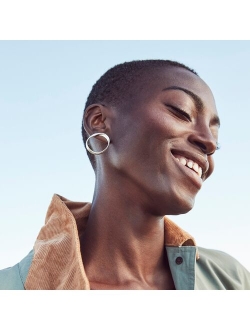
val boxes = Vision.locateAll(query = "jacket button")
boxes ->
[175,256,183,265]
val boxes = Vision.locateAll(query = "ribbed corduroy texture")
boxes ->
[25,195,91,290]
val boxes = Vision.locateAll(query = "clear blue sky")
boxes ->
[0,41,249,270]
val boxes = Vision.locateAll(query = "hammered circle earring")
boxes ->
[86,133,110,155]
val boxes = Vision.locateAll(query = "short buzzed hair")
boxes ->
[82,59,198,170]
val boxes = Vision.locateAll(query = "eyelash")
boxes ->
[166,104,221,155]
[166,105,192,122]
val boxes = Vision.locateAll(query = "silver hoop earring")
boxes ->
[85,133,110,155]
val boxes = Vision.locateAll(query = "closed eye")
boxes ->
[165,104,192,122]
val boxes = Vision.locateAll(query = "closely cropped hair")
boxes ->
[82,60,198,170]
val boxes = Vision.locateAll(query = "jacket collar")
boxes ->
[25,194,196,290]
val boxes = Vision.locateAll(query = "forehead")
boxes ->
[137,67,218,115]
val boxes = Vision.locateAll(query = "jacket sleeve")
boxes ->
[0,250,34,290]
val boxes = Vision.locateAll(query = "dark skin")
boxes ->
[81,67,220,290]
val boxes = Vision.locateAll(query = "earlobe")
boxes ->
[86,133,110,155]
[83,104,107,136]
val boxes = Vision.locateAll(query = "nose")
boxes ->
[188,127,217,155]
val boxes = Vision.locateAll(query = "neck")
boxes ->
[80,173,172,289]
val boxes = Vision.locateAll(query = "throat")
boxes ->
[87,249,175,290]
[80,188,172,289]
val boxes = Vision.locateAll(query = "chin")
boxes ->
[167,199,195,216]
[163,189,196,216]
[172,203,194,215]
[149,190,196,216]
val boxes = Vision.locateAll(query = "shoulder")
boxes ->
[0,250,34,290]
[196,247,250,290]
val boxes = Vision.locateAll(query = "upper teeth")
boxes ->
[175,156,202,178]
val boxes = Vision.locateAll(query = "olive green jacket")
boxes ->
[1,195,249,290]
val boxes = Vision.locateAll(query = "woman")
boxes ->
[0,59,249,289]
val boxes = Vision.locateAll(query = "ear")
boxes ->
[83,104,108,137]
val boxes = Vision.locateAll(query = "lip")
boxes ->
[170,149,209,189]
[171,149,209,179]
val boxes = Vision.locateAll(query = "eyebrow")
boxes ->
[162,86,221,127]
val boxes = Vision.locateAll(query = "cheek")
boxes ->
[147,111,183,139]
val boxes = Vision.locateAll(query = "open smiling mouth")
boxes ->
[173,155,203,178]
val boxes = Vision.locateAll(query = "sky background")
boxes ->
[0,41,249,270]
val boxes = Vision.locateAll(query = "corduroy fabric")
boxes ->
[163,217,196,247]
[25,194,196,290]
[25,195,91,289]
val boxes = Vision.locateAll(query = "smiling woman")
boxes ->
[0,59,249,290]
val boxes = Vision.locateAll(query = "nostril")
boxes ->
[188,132,218,155]
[194,141,207,153]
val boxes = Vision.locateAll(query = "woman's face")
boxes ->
[109,67,220,215]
